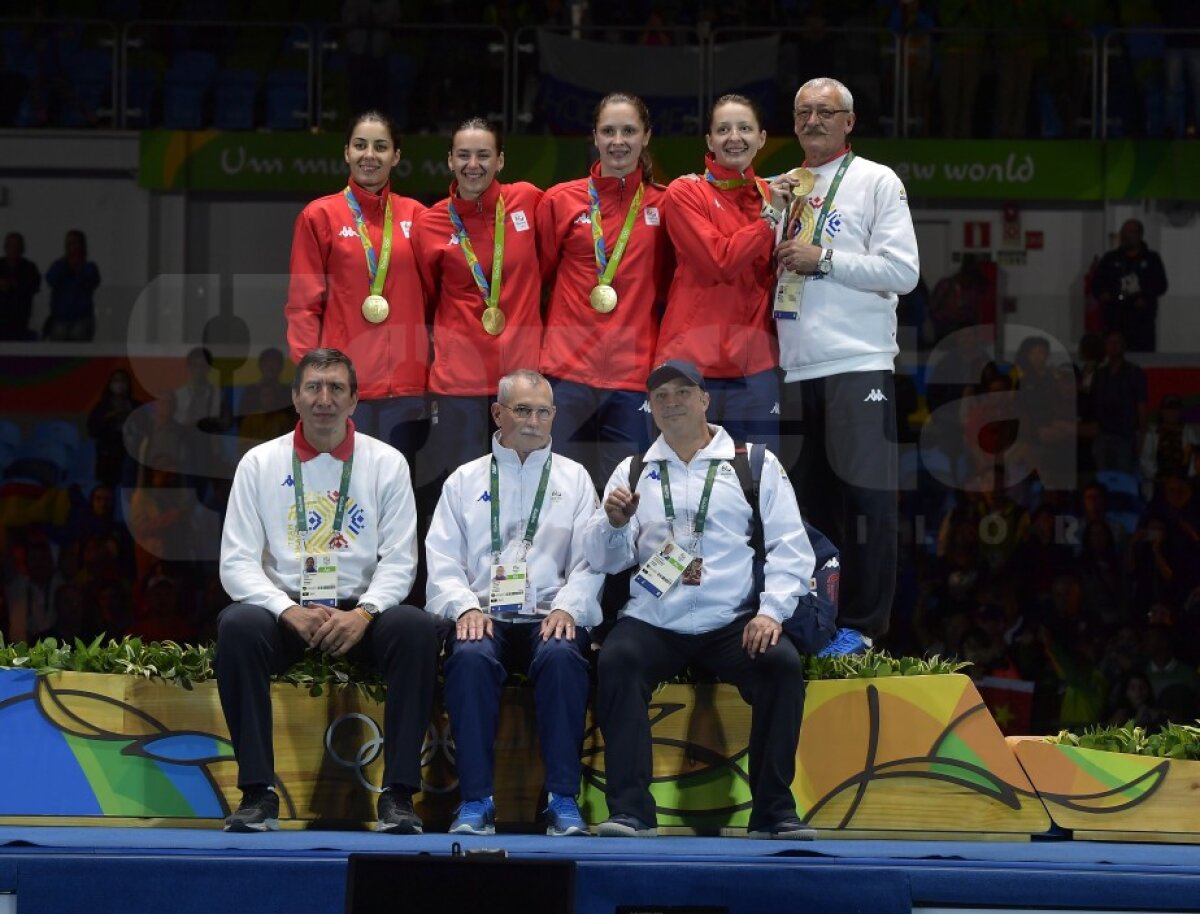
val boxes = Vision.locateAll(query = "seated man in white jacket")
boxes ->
[216,348,440,835]
[585,359,817,839]
[425,369,602,837]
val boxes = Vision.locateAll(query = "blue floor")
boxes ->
[2,826,1199,913]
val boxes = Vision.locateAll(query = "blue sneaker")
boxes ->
[449,796,496,835]
[544,793,588,836]
[817,627,871,657]
[596,813,657,837]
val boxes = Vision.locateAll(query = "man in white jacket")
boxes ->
[425,369,602,837]
[586,359,817,839]
[216,348,439,835]
[773,76,920,656]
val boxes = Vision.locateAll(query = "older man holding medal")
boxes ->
[585,359,818,839]
[215,348,440,835]
[425,369,603,837]
[773,77,920,659]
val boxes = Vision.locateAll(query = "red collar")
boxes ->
[449,177,503,212]
[804,145,852,168]
[590,158,644,188]
[293,418,356,462]
[347,177,390,214]
[704,152,758,183]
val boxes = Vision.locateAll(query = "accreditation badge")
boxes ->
[633,541,693,599]
[300,552,338,608]
[488,561,530,618]
[772,274,805,321]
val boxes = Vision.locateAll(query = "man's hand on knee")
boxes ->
[742,614,782,657]
[312,609,369,657]
[281,604,333,646]
[456,608,493,641]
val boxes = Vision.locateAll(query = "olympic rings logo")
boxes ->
[323,714,460,795]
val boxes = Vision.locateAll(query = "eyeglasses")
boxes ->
[499,403,555,421]
[794,107,851,121]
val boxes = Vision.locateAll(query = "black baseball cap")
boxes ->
[647,359,706,392]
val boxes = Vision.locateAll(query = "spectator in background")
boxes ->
[929,255,990,345]
[174,346,223,491]
[0,231,41,341]
[44,229,99,341]
[1092,220,1168,353]
[1086,331,1146,475]
[87,368,141,488]
[237,347,295,451]
[1162,0,1200,138]
[937,0,990,137]
[129,567,198,644]
[1144,623,1200,719]
[1077,519,1126,629]
[3,533,63,643]
[1140,394,1198,497]
[1106,671,1167,729]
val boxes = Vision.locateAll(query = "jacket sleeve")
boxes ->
[219,449,295,617]
[535,188,565,286]
[829,167,920,296]
[411,209,443,317]
[551,465,604,626]
[423,469,484,620]
[356,448,417,610]
[756,448,816,624]
[665,180,775,284]
[1145,251,1168,300]
[285,207,328,363]
[583,457,640,573]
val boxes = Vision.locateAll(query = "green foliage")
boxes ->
[0,636,961,696]
[1047,722,1200,761]
[804,649,969,680]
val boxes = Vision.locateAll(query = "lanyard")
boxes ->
[292,450,354,543]
[448,194,506,309]
[588,178,644,286]
[704,169,769,207]
[343,187,393,297]
[792,151,855,244]
[489,454,553,559]
[658,459,721,542]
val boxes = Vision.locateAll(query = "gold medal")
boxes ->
[787,167,816,197]
[589,284,618,313]
[361,294,390,323]
[481,307,506,336]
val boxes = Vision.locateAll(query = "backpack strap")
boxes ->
[730,440,765,561]
[599,451,648,628]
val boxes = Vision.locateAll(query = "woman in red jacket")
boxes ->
[284,110,429,466]
[412,117,544,479]
[656,94,788,455]
[537,92,670,486]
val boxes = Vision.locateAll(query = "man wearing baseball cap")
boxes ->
[584,359,819,839]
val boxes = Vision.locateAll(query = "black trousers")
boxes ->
[215,602,440,792]
[596,616,805,830]
[781,370,898,641]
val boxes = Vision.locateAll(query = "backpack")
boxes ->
[597,441,838,654]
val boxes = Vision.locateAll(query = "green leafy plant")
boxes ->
[804,648,969,680]
[1047,722,1200,761]
[0,636,963,697]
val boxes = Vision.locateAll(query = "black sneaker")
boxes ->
[746,816,817,840]
[224,786,280,832]
[377,789,423,834]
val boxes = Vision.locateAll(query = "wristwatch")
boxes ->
[356,603,381,623]
[760,202,782,228]
[817,248,834,275]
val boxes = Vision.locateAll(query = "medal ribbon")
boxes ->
[448,194,506,311]
[589,178,645,287]
[658,459,721,545]
[343,186,393,297]
[789,151,855,244]
[291,449,354,544]
[490,454,554,560]
[704,169,769,206]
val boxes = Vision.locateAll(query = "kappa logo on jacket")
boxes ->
[477,490,491,502]
[573,213,592,226]
[863,389,888,403]
[338,226,357,238]
[448,234,460,246]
